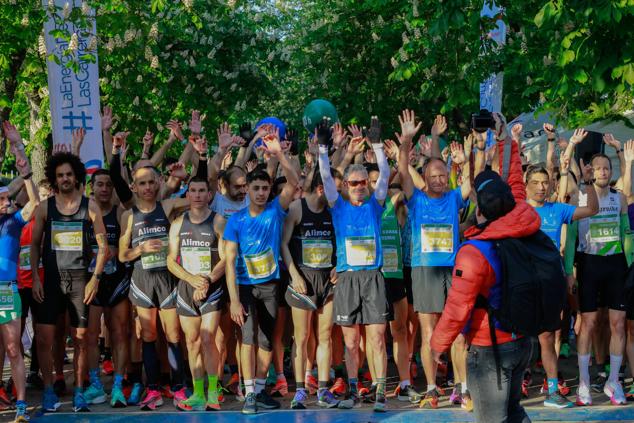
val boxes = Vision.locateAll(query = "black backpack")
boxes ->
[465,230,567,384]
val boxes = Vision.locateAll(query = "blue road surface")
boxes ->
[31,407,634,422]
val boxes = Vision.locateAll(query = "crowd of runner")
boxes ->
[1,107,634,423]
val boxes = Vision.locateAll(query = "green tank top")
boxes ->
[381,197,403,279]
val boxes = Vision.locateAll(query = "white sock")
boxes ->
[426,384,437,393]
[305,371,312,379]
[244,380,255,395]
[255,378,266,394]
[609,354,623,383]
[461,382,467,394]
[399,379,410,389]
[578,354,591,387]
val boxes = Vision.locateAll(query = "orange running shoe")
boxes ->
[305,374,318,395]
[330,377,346,396]
[270,379,289,397]
[102,359,114,376]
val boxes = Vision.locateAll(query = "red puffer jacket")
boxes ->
[430,138,541,351]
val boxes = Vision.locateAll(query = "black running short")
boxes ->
[333,269,391,326]
[92,271,130,308]
[18,288,34,320]
[578,253,628,313]
[276,269,290,309]
[239,281,278,351]
[385,277,407,305]
[403,265,414,305]
[285,268,333,311]
[176,278,226,317]
[129,268,177,309]
[34,269,89,328]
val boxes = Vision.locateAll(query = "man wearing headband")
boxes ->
[0,121,40,422]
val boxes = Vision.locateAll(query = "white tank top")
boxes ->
[578,188,622,256]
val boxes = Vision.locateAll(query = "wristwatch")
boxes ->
[94,273,103,282]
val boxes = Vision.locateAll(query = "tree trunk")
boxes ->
[0,49,27,169]
[25,90,48,184]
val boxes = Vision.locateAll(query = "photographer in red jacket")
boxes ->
[431,113,541,423]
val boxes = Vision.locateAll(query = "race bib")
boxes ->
[345,236,376,266]
[244,248,277,280]
[88,246,117,274]
[182,246,212,275]
[0,283,15,311]
[382,247,399,273]
[51,221,83,251]
[421,224,453,253]
[19,246,31,271]
[301,239,333,269]
[141,237,168,270]
[589,221,619,243]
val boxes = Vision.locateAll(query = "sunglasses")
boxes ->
[347,179,368,187]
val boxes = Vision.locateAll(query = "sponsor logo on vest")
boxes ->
[182,239,211,247]
[139,226,166,236]
[303,229,332,237]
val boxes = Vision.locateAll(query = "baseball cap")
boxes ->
[474,169,515,221]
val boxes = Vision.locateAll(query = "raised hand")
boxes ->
[262,128,282,155]
[307,136,319,156]
[16,156,31,177]
[463,133,474,159]
[383,139,400,161]
[168,161,187,180]
[332,123,348,149]
[624,140,634,164]
[71,127,86,156]
[113,131,129,149]
[364,148,377,164]
[511,123,523,142]
[189,135,208,156]
[603,133,621,151]
[142,130,154,150]
[367,116,381,144]
[398,109,422,142]
[556,137,569,151]
[559,152,571,173]
[189,110,202,135]
[239,122,253,140]
[232,136,247,148]
[347,136,365,156]
[450,141,466,165]
[418,135,432,157]
[543,122,556,136]
[492,112,508,140]
[2,121,23,147]
[347,124,363,139]
[101,106,113,131]
[217,122,233,149]
[245,159,258,173]
[431,114,447,138]
[315,117,332,146]
[303,150,314,168]
[166,120,184,141]
[579,158,593,183]
[569,128,588,145]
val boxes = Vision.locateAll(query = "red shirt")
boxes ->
[17,218,44,289]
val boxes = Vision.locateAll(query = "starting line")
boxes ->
[31,407,634,422]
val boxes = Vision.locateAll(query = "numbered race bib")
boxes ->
[0,283,15,311]
[589,220,619,243]
[244,248,277,280]
[88,246,117,274]
[19,246,31,271]
[421,224,453,253]
[345,236,376,266]
[51,221,83,251]
[301,239,333,269]
[182,246,212,275]
[141,237,168,270]
[382,247,399,273]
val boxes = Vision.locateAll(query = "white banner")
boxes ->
[43,0,103,175]
[479,1,506,113]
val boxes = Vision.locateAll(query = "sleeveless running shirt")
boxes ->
[381,197,403,279]
[88,206,122,275]
[578,189,622,256]
[131,203,170,271]
[290,198,335,270]
[178,211,217,277]
[43,196,92,270]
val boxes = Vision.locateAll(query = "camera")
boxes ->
[471,109,495,133]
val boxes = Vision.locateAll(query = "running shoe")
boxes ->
[540,378,570,396]
[41,387,61,412]
[395,384,422,403]
[450,384,462,405]
[559,343,570,359]
[172,387,188,408]
[256,390,281,409]
[544,391,573,408]
[83,382,107,405]
[0,384,12,406]
[110,384,127,408]
[6,378,16,402]
[160,384,174,399]
[290,389,308,409]
[329,377,346,396]
[419,388,439,409]
[127,383,144,406]
[242,392,257,414]
[227,373,240,395]
[362,384,377,403]
[591,373,607,393]
[337,392,361,409]
[53,378,66,397]
[362,370,372,383]
[206,387,220,411]
[14,400,29,422]
[26,373,44,390]
[604,380,627,405]
[72,389,90,412]
[461,390,473,411]
[305,374,318,395]
[139,389,163,410]
[575,383,592,406]
[270,379,288,397]
[216,382,227,404]
[102,359,114,376]
[626,384,634,400]
[373,393,386,412]
[176,394,206,412]
[236,383,245,402]
[317,389,339,408]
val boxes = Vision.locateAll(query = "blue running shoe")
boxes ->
[14,400,30,422]
[290,389,308,409]
[127,383,144,406]
[73,389,90,412]
[41,387,61,412]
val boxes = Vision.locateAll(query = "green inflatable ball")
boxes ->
[303,99,339,133]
